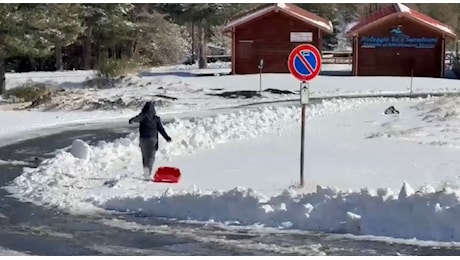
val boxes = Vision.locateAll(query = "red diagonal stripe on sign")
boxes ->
[296,51,315,74]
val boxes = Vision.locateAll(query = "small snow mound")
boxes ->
[70,139,92,160]
[398,182,414,200]
[346,211,362,234]
[376,188,395,201]
[418,185,436,194]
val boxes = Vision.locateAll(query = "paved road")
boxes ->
[1,104,460,255]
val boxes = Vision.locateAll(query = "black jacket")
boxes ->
[129,102,171,149]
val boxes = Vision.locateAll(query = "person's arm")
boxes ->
[157,117,172,142]
[129,113,143,124]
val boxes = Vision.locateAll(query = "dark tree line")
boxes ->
[2,3,458,94]
[0,3,249,93]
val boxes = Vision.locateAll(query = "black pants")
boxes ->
[139,137,157,176]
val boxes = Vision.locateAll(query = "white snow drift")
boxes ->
[5,98,390,211]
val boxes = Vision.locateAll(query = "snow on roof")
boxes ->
[280,3,333,33]
[432,23,456,36]
[396,3,411,13]
[222,3,333,34]
[222,5,274,32]
[277,3,286,9]
[346,3,456,38]
[345,21,359,33]
[399,4,456,37]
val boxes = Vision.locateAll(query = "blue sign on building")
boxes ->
[361,27,438,48]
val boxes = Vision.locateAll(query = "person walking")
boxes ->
[129,101,172,180]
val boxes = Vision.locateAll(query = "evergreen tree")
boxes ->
[155,3,250,68]
[126,4,189,65]
[0,4,53,93]
[296,3,339,51]
[80,3,135,69]
[40,3,85,71]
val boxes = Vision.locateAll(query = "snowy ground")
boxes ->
[2,63,459,115]
[5,96,460,243]
[0,110,134,147]
[3,64,460,246]
[1,63,459,146]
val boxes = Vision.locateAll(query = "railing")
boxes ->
[321,51,353,64]
[205,51,354,64]
[451,55,460,78]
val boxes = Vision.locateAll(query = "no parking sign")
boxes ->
[287,44,322,188]
[288,44,322,82]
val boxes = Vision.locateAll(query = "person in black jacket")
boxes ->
[129,101,172,179]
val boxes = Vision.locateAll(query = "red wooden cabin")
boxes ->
[222,3,333,74]
[345,3,456,78]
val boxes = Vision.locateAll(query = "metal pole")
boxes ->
[191,20,195,62]
[258,59,264,95]
[299,81,308,188]
[300,103,306,187]
[410,69,413,98]
[259,68,262,95]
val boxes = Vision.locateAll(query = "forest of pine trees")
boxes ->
[1,3,459,93]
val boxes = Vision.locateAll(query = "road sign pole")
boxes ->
[287,43,321,189]
[299,81,309,188]
[258,59,264,95]
[259,71,262,94]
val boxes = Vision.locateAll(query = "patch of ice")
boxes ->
[0,159,33,167]
[101,218,327,255]
[0,247,30,256]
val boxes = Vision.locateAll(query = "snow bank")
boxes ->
[96,183,460,242]
[5,98,390,212]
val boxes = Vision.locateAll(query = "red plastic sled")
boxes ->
[152,167,181,183]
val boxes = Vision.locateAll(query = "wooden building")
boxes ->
[345,3,456,78]
[222,3,333,74]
